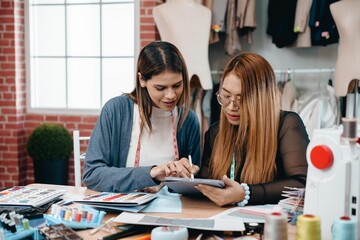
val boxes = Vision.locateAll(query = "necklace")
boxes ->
[133,111,179,167]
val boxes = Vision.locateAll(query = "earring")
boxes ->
[138,73,146,88]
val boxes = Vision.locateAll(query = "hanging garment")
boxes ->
[309,0,339,46]
[236,0,256,44]
[210,0,228,44]
[267,0,298,48]
[291,0,313,48]
[281,79,298,111]
[212,0,228,32]
[225,0,241,55]
[294,83,338,139]
[190,76,212,156]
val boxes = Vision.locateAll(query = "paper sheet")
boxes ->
[141,186,182,213]
[210,204,279,223]
[72,187,181,213]
[81,203,147,213]
[60,193,147,213]
[114,212,245,231]
[57,193,84,206]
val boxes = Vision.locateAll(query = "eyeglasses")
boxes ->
[216,93,241,111]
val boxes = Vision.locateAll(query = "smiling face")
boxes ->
[140,71,183,111]
[220,73,242,126]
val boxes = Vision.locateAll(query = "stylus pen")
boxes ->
[189,155,194,180]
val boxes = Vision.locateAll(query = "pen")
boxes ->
[90,217,115,235]
[134,233,151,240]
[102,227,148,240]
[189,155,194,180]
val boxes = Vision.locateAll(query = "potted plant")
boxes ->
[27,123,73,185]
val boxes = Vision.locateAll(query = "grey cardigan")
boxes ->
[83,95,201,192]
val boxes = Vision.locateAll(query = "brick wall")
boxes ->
[0,0,27,187]
[140,0,161,46]
[0,0,160,188]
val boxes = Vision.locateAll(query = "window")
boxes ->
[26,0,138,114]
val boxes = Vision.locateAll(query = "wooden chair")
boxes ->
[73,130,90,187]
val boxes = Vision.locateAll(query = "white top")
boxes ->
[330,0,360,97]
[126,105,179,167]
[153,0,213,90]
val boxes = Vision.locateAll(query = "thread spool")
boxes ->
[82,210,88,220]
[75,212,82,222]
[71,209,77,220]
[263,212,288,240]
[51,204,58,215]
[332,216,358,240]
[64,209,71,221]
[22,219,30,230]
[86,212,93,222]
[60,209,66,219]
[296,214,321,240]
[151,226,188,240]
[341,118,357,142]
[55,205,62,218]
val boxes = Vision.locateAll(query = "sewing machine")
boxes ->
[304,120,360,239]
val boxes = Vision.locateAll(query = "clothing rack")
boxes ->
[210,68,335,75]
[273,68,335,74]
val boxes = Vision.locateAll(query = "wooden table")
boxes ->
[29,184,296,239]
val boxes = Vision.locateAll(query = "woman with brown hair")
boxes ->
[83,41,200,193]
[197,52,309,206]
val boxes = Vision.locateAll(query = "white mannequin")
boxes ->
[153,0,213,90]
[330,0,360,97]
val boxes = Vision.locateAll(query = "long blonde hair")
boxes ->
[210,52,281,184]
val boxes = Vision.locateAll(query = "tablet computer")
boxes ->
[162,177,225,195]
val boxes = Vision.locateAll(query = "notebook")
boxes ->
[162,177,225,195]
[0,186,66,207]
[74,192,157,207]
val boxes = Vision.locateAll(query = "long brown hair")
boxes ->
[210,52,281,184]
[127,41,190,131]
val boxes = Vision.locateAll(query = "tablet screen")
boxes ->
[162,177,225,195]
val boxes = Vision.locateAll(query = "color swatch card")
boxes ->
[0,186,66,207]
[278,186,305,223]
[74,192,157,207]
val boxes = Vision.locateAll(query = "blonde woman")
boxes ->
[197,52,309,206]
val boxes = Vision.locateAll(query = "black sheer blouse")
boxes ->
[200,111,309,205]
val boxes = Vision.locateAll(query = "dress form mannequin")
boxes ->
[153,0,213,90]
[330,0,360,97]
